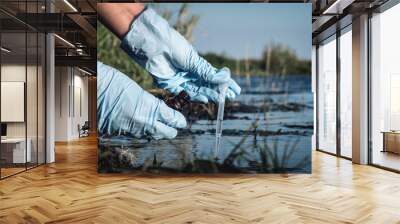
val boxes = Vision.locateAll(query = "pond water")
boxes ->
[98,75,313,174]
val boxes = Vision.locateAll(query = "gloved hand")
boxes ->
[97,61,187,139]
[121,7,241,104]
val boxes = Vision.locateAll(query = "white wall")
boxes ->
[1,65,37,138]
[55,66,69,141]
[1,65,26,139]
[55,67,89,141]
[1,63,46,164]
[70,72,89,138]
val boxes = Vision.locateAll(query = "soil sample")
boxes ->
[165,91,190,112]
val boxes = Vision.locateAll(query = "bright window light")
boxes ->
[54,34,75,48]
[1,47,11,53]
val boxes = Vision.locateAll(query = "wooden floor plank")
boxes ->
[0,136,400,223]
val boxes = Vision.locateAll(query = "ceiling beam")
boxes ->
[322,0,356,14]
[67,13,96,46]
[55,55,96,72]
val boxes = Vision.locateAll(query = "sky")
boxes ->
[155,3,311,60]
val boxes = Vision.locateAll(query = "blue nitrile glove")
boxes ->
[97,61,187,140]
[121,7,241,104]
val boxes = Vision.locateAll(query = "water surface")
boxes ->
[98,75,313,174]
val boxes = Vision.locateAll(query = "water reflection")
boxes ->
[98,75,313,174]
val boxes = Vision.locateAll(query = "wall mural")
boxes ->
[97,3,312,174]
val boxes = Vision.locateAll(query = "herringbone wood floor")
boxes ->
[1,136,400,224]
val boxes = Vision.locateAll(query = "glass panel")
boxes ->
[1,24,27,177]
[317,35,337,154]
[339,27,352,158]
[371,4,400,171]
[0,0,46,178]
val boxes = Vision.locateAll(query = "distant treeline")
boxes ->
[201,43,311,76]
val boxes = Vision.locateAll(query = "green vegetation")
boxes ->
[157,3,199,42]
[97,23,153,89]
[97,3,199,89]
[201,43,311,76]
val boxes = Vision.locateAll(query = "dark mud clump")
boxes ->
[150,89,312,121]
[178,128,311,137]
[283,123,313,129]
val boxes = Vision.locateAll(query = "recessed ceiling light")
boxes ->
[1,47,11,53]
[54,34,75,48]
[78,67,92,76]
[322,0,354,15]
[63,0,78,12]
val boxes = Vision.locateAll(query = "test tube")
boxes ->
[215,83,229,159]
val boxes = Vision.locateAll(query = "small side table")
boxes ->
[1,138,31,164]
[381,131,400,154]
